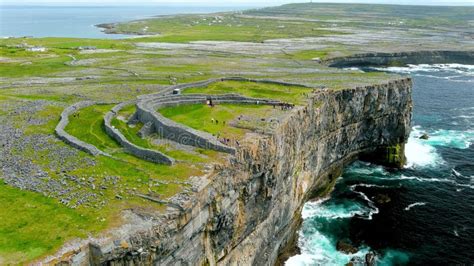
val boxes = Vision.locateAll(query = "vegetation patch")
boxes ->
[159,103,281,140]
[109,15,344,43]
[183,80,313,104]
[0,181,106,264]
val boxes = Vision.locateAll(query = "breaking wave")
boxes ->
[371,63,474,75]
[288,64,473,265]
[405,126,473,168]
[286,197,409,266]
[404,202,427,211]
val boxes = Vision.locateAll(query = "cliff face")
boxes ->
[326,50,474,67]
[209,78,412,265]
[52,78,412,265]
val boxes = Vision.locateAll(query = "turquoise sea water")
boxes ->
[287,64,474,265]
[0,5,249,39]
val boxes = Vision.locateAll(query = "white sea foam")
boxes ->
[373,174,474,190]
[348,164,388,176]
[287,199,372,266]
[349,185,380,220]
[424,129,474,149]
[302,198,367,220]
[452,168,463,177]
[352,183,390,188]
[285,231,370,266]
[404,202,427,211]
[456,183,474,189]
[373,64,474,76]
[405,127,442,168]
[454,230,459,237]
[405,126,474,168]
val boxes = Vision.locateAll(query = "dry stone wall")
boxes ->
[103,101,175,165]
[55,101,110,157]
[135,93,281,154]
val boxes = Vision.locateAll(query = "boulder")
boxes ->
[374,193,391,204]
[419,133,429,140]
[337,240,358,254]
[365,252,376,266]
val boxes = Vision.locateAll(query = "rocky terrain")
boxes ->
[0,2,473,265]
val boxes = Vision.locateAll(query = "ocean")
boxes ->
[287,64,474,265]
[0,5,249,39]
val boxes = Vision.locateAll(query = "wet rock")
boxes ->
[419,133,429,140]
[365,251,376,266]
[347,256,364,265]
[337,240,358,254]
[374,193,391,204]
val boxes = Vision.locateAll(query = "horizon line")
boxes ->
[2,1,474,7]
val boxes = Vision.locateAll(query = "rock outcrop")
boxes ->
[46,78,412,265]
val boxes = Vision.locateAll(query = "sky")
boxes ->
[2,0,473,6]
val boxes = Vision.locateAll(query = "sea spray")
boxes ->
[288,64,474,264]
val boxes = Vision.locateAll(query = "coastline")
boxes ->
[1,3,473,264]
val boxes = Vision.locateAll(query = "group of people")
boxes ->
[220,137,240,147]
[210,118,225,125]
[213,132,240,147]
[274,103,295,110]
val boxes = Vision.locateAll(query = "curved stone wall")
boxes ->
[57,78,305,161]
[104,101,175,165]
[137,77,311,101]
[55,101,110,157]
[136,94,282,154]
[222,76,313,88]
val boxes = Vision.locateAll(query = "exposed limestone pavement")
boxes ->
[0,100,110,209]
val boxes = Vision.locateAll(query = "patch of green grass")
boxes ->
[183,80,312,104]
[65,104,121,152]
[24,105,64,135]
[290,50,329,60]
[112,119,152,148]
[111,105,215,163]
[64,103,202,185]
[3,93,76,103]
[159,103,276,140]
[111,15,343,43]
[0,182,105,265]
[0,55,75,78]
[0,37,133,50]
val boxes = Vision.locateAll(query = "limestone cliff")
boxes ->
[48,78,412,265]
[326,50,474,67]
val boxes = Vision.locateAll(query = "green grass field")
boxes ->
[0,182,106,264]
[183,80,313,104]
[64,104,204,181]
[110,15,343,43]
[110,104,220,163]
[159,103,280,140]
